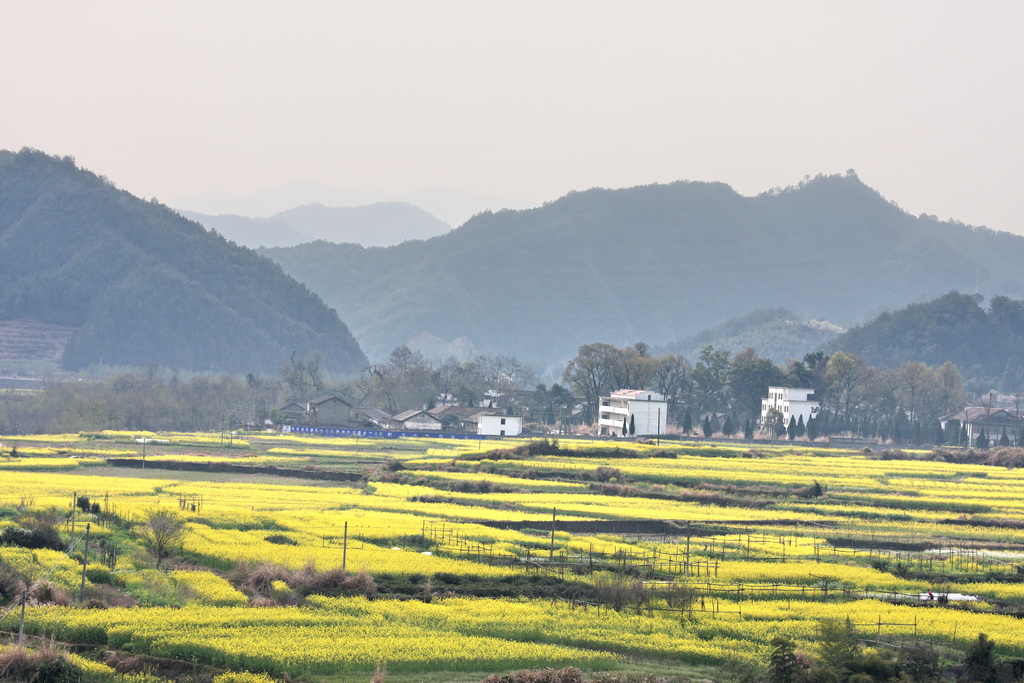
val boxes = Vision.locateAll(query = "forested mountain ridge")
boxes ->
[829,291,1024,391]
[0,148,367,375]
[263,172,1024,363]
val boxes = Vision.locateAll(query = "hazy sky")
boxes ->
[3,2,1022,232]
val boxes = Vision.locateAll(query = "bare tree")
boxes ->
[279,352,325,402]
[138,509,187,569]
[824,351,870,420]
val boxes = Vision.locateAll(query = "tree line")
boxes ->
[561,342,975,442]
[0,347,555,435]
[0,337,996,443]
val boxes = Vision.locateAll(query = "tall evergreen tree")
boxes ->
[912,420,923,445]
[629,414,636,436]
[999,426,1010,446]
[878,417,891,442]
[976,429,989,449]
[796,414,806,438]
[787,416,797,441]
[743,418,754,440]
[702,415,712,438]
[682,408,693,435]
[622,416,628,436]
[807,416,818,441]
[767,636,803,683]
[893,410,909,444]
[933,420,945,446]
[944,418,961,445]
[722,415,735,437]
[959,423,969,447]
[961,633,998,683]
[818,412,831,437]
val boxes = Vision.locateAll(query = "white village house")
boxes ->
[477,414,523,437]
[760,386,820,427]
[597,389,667,437]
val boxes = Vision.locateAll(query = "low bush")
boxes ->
[0,525,63,551]
[233,562,291,596]
[27,580,71,606]
[0,563,26,601]
[264,534,298,546]
[483,666,583,683]
[0,643,82,682]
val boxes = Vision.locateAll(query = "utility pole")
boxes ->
[657,408,661,446]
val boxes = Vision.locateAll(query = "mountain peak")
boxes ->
[0,149,366,375]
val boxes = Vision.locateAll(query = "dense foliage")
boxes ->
[830,292,1024,391]
[263,172,1024,362]
[0,148,366,375]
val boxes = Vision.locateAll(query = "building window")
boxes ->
[500,418,506,425]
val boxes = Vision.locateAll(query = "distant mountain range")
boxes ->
[8,150,1024,378]
[653,309,844,365]
[261,172,1024,364]
[172,182,535,231]
[0,149,366,376]
[182,202,452,249]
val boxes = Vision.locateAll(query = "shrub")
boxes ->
[897,645,942,683]
[591,572,648,611]
[592,466,621,482]
[83,583,139,608]
[0,643,82,682]
[213,672,280,683]
[85,564,113,584]
[0,564,26,601]
[234,563,291,597]
[0,524,63,551]
[264,534,298,546]
[27,580,72,606]
[482,667,583,683]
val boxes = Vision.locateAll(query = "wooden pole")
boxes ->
[17,589,27,651]
[342,521,348,575]
[80,523,91,601]
[550,508,556,561]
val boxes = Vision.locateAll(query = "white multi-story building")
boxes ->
[760,387,819,427]
[598,390,667,436]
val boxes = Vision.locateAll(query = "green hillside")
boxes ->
[263,172,1023,363]
[654,308,844,365]
[0,149,366,376]
[829,291,1024,390]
